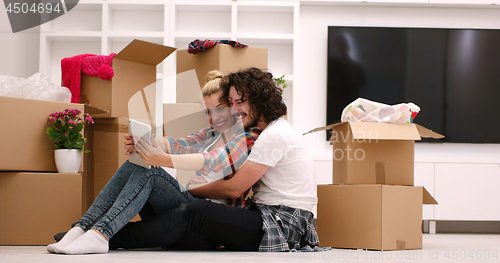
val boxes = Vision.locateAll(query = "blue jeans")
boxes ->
[76,161,193,240]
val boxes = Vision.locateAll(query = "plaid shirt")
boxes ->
[167,127,216,155]
[256,204,320,252]
[188,39,248,54]
[167,127,259,208]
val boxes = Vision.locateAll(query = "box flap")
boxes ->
[303,122,345,135]
[84,104,109,115]
[349,122,421,140]
[176,70,204,103]
[422,187,438,205]
[415,124,444,139]
[114,39,176,66]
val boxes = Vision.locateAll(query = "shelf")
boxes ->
[173,33,233,40]
[107,32,165,39]
[236,34,295,44]
[237,40,294,76]
[47,3,102,31]
[43,33,102,41]
[237,5,294,34]
[174,2,233,12]
[175,5,232,33]
[108,4,164,32]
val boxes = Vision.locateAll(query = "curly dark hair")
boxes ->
[220,67,287,123]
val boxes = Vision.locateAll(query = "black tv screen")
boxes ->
[327,26,500,144]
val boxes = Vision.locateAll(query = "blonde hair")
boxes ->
[201,70,224,97]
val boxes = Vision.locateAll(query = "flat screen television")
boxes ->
[327,26,500,143]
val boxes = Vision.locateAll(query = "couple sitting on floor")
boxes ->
[47,67,319,254]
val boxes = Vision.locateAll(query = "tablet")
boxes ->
[128,119,152,169]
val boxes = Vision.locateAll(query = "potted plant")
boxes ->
[46,108,94,173]
[274,74,288,90]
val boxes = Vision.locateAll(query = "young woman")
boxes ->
[47,71,259,254]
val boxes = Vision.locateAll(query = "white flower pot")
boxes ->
[54,149,82,173]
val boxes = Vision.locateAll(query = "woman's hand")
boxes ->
[124,134,135,155]
[135,135,172,168]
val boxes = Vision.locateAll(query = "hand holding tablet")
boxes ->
[128,119,152,168]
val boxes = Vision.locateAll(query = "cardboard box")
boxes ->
[176,44,268,90]
[0,172,86,245]
[163,103,207,137]
[317,184,437,250]
[85,118,129,202]
[163,102,209,186]
[174,69,204,104]
[0,96,85,172]
[81,39,176,118]
[305,122,443,186]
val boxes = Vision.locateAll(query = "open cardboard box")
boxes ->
[177,44,267,90]
[305,122,443,186]
[163,103,207,138]
[0,96,85,172]
[317,184,437,251]
[0,172,86,245]
[81,39,176,118]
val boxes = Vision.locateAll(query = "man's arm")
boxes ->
[188,160,269,200]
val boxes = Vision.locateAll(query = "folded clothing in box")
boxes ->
[341,98,420,124]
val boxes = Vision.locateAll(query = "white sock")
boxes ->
[55,230,109,255]
[47,227,85,253]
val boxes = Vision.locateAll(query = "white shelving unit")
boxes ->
[301,0,500,8]
[169,0,299,123]
[39,0,299,124]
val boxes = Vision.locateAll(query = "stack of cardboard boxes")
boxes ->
[306,122,442,251]
[0,96,86,245]
[0,40,174,245]
[82,40,175,207]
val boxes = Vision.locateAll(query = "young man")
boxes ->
[109,67,319,252]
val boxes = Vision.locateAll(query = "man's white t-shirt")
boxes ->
[247,117,318,212]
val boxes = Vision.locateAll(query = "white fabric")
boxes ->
[202,135,225,204]
[341,97,420,123]
[47,226,85,253]
[248,117,317,212]
[202,135,225,183]
[55,230,108,254]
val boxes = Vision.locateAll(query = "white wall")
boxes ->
[0,4,40,77]
[296,5,500,185]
